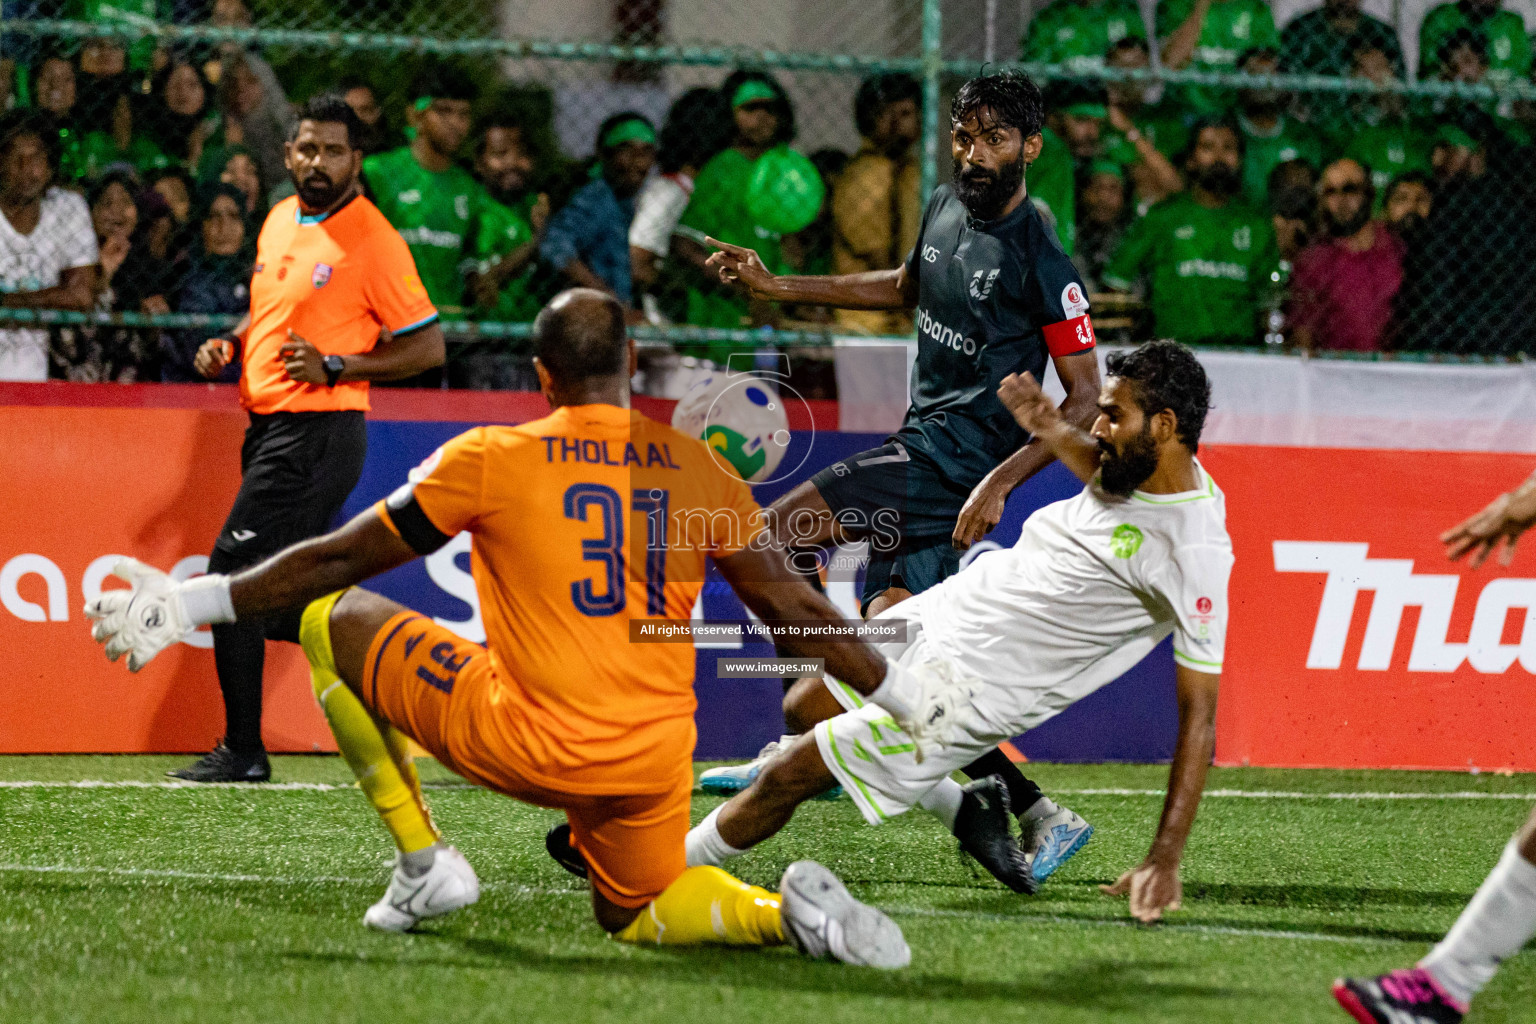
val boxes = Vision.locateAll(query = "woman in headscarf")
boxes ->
[197,143,266,224]
[163,182,252,382]
[130,56,216,171]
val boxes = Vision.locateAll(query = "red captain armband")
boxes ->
[1042,314,1096,357]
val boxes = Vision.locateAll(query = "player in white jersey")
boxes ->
[686,340,1232,922]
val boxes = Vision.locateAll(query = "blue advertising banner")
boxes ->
[343,418,1177,763]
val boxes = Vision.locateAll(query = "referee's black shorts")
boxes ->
[209,410,368,573]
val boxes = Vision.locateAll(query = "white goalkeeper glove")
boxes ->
[867,656,980,763]
[83,558,235,672]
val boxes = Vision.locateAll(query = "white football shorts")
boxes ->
[813,618,1011,825]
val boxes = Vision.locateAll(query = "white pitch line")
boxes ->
[0,863,1421,948]
[886,906,1420,947]
[1054,788,1536,801]
[0,779,475,792]
[0,862,575,896]
[0,781,1532,801]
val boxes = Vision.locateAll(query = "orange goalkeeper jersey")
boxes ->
[376,403,763,794]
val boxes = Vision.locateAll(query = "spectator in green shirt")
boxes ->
[1280,0,1404,77]
[1157,0,1279,114]
[1020,0,1147,72]
[1102,117,1281,344]
[469,111,549,325]
[1233,47,1323,208]
[1280,0,1404,136]
[1420,0,1532,86]
[1102,37,1190,211]
[363,66,504,314]
[674,70,796,335]
[1338,43,1435,199]
[1030,121,1079,255]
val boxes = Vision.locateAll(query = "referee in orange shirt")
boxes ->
[177,94,446,782]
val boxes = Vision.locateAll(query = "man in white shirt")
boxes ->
[686,340,1234,923]
[0,110,98,381]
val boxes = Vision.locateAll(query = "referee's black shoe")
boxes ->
[167,742,271,783]
[545,822,589,879]
[954,775,1038,894]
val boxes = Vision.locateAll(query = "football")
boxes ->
[671,372,792,483]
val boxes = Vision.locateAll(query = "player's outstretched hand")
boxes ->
[83,558,192,673]
[1442,479,1536,568]
[1101,858,1182,924]
[954,471,1011,550]
[997,372,1062,436]
[704,237,777,298]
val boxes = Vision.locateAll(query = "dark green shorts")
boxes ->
[809,434,976,613]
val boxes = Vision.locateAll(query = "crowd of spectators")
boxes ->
[1029,0,1536,354]
[2,0,1535,387]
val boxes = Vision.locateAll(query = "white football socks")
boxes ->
[1420,838,1536,1009]
[917,778,963,831]
[684,806,747,868]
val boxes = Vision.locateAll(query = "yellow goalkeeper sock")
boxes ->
[300,592,439,855]
[615,866,785,947]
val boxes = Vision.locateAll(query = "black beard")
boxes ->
[1325,204,1372,238]
[1098,427,1160,497]
[1194,163,1241,197]
[295,172,350,210]
[1393,213,1426,237]
[953,153,1025,219]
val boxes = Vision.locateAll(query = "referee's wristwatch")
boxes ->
[322,354,346,388]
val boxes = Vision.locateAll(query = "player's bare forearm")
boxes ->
[226,510,418,620]
[1148,666,1220,866]
[997,370,1101,485]
[716,543,887,692]
[338,322,445,383]
[758,269,911,311]
[1001,354,1100,487]
[706,236,915,310]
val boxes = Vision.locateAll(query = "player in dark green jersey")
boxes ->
[698,72,1103,891]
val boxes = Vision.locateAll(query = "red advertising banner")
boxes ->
[0,406,326,753]
[1204,445,1536,772]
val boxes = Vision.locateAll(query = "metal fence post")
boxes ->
[920,0,943,203]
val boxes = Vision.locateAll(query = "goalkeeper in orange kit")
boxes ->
[86,289,935,968]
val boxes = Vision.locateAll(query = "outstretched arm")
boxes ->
[1442,468,1536,568]
[996,369,1103,484]
[953,350,1102,548]
[224,511,418,617]
[86,510,419,671]
[704,237,915,311]
[1101,664,1219,922]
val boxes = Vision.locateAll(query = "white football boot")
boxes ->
[363,846,480,932]
[779,860,910,969]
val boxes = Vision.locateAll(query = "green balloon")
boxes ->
[745,146,826,235]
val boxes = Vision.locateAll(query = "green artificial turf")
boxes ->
[0,756,1532,1023]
